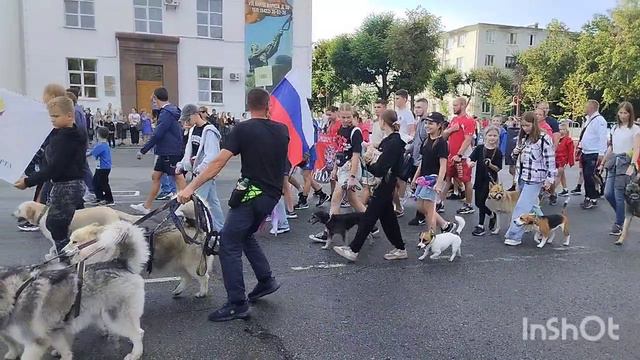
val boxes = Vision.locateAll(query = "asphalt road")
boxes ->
[1,147,639,360]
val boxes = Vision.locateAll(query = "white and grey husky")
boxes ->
[0,221,149,360]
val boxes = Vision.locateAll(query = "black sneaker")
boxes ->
[17,222,40,232]
[441,222,455,233]
[156,192,173,201]
[507,185,517,192]
[456,204,475,215]
[447,192,464,200]
[286,210,298,219]
[436,202,445,213]
[472,225,486,236]
[609,224,623,236]
[408,217,426,226]
[309,231,328,243]
[316,192,330,207]
[248,279,281,302]
[549,194,558,206]
[340,200,351,208]
[558,189,569,197]
[581,198,597,209]
[570,186,582,196]
[370,226,380,236]
[208,302,250,322]
[488,212,498,233]
[294,195,309,210]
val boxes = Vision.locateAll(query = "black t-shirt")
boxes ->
[191,124,205,157]
[419,136,448,176]
[546,116,560,133]
[470,145,503,186]
[335,126,363,167]
[223,118,289,198]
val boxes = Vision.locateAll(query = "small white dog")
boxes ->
[417,216,465,261]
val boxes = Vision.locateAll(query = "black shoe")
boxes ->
[507,185,517,192]
[370,226,380,236]
[286,210,298,219]
[447,192,464,200]
[472,225,486,236]
[309,231,328,243]
[208,302,250,322]
[294,194,309,210]
[581,198,597,209]
[570,186,582,196]
[558,189,569,197]
[441,222,455,233]
[456,204,475,215]
[315,192,330,207]
[248,279,281,302]
[17,222,40,232]
[408,217,426,226]
[549,194,558,206]
[155,192,171,200]
[488,213,497,233]
[436,202,445,213]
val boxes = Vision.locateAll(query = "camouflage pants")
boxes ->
[46,180,85,252]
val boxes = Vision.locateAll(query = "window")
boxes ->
[484,55,494,66]
[457,33,466,47]
[197,0,223,39]
[508,32,518,45]
[446,37,454,49]
[485,30,495,44]
[67,58,97,98]
[198,66,223,104]
[455,57,464,70]
[64,0,95,29]
[134,0,163,34]
[505,56,517,69]
[529,34,535,46]
[482,101,492,114]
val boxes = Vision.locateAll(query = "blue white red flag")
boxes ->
[269,72,315,166]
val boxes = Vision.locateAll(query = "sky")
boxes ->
[312,0,619,41]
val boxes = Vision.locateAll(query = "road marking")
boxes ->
[145,276,180,283]
[112,190,140,197]
[291,262,347,271]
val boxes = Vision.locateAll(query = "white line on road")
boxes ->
[145,277,180,283]
[291,263,347,271]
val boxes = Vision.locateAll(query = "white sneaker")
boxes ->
[130,203,151,215]
[333,246,358,261]
[383,248,408,260]
[269,227,290,235]
[504,239,522,246]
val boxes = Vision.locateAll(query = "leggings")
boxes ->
[108,133,116,147]
[46,180,84,252]
[350,178,404,253]
[474,182,494,225]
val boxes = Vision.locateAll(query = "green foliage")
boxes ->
[471,67,514,100]
[311,39,348,111]
[429,67,461,99]
[487,83,511,115]
[559,72,587,119]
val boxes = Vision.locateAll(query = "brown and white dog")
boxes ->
[486,183,520,234]
[615,179,640,245]
[515,199,571,248]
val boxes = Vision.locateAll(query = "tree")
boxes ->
[387,7,442,106]
[487,83,511,115]
[311,39,349,111]
[471,67,514,100]
[429,67,461,99]
[559,72,587,120]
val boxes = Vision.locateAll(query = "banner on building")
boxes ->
[0,89,52,184]
[245,0,293,100]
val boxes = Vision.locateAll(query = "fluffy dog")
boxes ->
[486,183,520,234]
[417,216,465,261]
[13,201,142,260]
[515,199,571,248]
[309,211,366,250]
[0,221,149,360]
[615,179,640,245]
[71,222,214,298]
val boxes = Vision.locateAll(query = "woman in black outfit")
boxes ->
[334,110,407,262]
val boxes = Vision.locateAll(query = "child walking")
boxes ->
[14,96,87,258]
[88,127,114,206]
[470,126,503,236]
[555,121,575,196]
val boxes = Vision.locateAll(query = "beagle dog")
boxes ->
[515,199,571,248]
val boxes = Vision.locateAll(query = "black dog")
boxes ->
[309,210,368,249]
[616,178,640,245]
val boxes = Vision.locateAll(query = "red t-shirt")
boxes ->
[357,121,371,143]
[447,114,476,157]
[539,120,553,137]
[327,120,342,148]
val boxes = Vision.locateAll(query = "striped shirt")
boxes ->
[515,133,557,184]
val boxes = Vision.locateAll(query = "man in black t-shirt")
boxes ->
[177,88,288,322]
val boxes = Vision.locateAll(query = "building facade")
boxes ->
[0,0,312,117]
[431,23,548,117]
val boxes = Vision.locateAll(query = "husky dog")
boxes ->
[0,221,149,360]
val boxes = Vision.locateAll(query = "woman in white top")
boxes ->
[603,101,640,236]
[128,108,141,145]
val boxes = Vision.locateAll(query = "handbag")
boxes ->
[398,153,415,182]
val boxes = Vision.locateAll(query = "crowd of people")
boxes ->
[11,83,640,323]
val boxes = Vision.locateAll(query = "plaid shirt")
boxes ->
[514,133,557,184]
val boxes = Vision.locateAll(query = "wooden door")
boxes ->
[136,80,163,112]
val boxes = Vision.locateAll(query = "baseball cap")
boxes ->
[180,104,199,122]
[425,112,445,124]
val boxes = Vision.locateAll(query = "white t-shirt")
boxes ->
[611,124,640,154]
[396,106,415,142]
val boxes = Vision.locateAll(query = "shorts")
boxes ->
[154,155,182,175]
[446,157,472,183]
[337,161,362,187]
[302,149,316,171]
[415,184,438,201]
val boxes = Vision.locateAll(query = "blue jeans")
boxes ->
[505,181,543,241]
[160,174,176,194]
[219,194,278,304]
[195,179,225,232]
[604,173,629,226]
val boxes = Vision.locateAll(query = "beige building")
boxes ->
[430,23,548,117]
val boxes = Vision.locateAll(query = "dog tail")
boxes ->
[454,216,466,234]
[562,197,570,216]
[98,221,150,274]
[114,210,143,223]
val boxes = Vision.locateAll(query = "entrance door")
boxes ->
[135,64,163,111]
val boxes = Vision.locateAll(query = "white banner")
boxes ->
[0,89,52,184]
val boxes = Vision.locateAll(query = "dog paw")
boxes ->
[614,240,623,246]
[536,243,545,248]
[124,353,142,360]
[194,292,208,299]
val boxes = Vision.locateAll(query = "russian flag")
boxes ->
[269,72,315,167]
